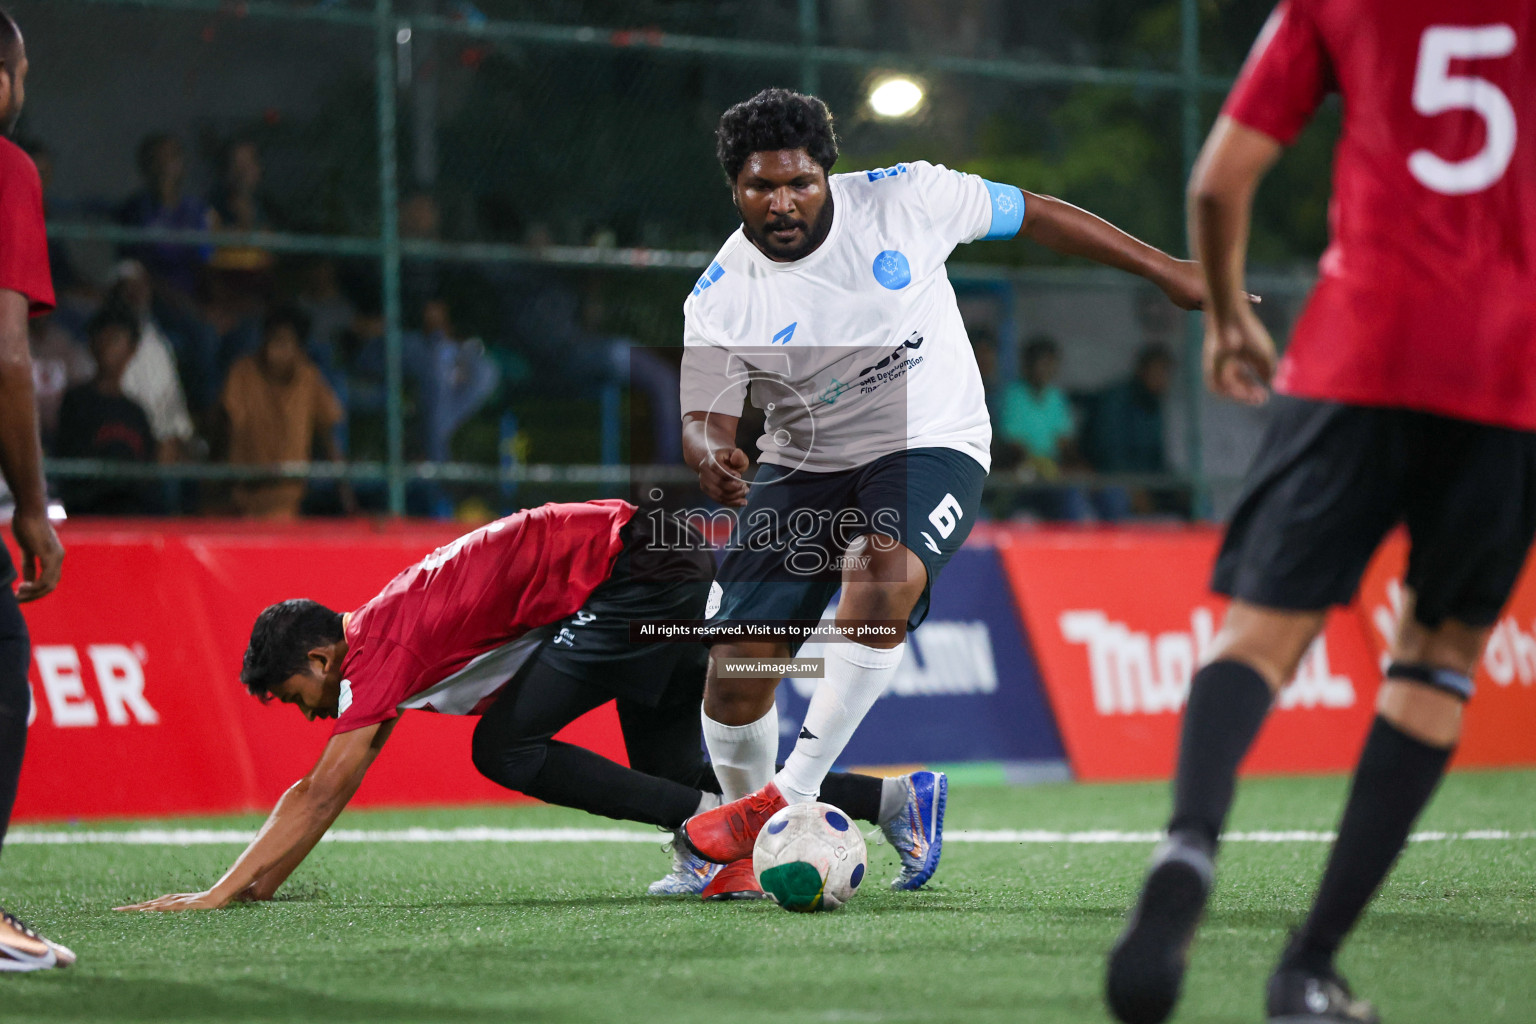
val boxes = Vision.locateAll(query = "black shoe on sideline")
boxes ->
[1105,832,1215,1024]
[1266,965,1380,1024]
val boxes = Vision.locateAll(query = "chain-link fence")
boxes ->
[18,0,1333,520]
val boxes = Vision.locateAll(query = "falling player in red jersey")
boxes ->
[116,501,933,911]
[1107,3,1536,1023]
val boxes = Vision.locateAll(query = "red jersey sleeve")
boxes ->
[1223,1,1335,146]
[0,139,55,315]
[333,634,424,734]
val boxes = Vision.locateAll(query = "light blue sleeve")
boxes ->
[981,179,1026,241]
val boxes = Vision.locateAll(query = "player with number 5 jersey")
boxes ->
[1107,4,1536,1024]
[677,88,1229,896]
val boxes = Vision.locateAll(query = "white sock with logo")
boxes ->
[701,703,779,802]
[775,641,907,805]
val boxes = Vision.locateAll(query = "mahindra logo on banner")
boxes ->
[995,529,1383,781]
[27,644,159,728]
[1358,538,1536,767]
[1059,607,1354,716]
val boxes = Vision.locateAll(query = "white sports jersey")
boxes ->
[680,160,1024,473]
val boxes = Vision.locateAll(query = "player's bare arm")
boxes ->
[1017,192,1212,311]
[0,287,61,602]
[1188,115,1285,406]
[115,720,395,912]
[683,410,748,507]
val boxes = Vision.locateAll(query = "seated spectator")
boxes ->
[106,270,197,463]
[29,313,92,450]
[220,307,347,519]
[1085,342,1172,474]
[998,335,1084,474]
[54,304,157,514]
[107,258,220,420]
[296,258,356,379]
[1083,343,1181,518]
[995,334,1092,521]
[412,299,500,463]
[118,134,213,303]
[208,138,276,311]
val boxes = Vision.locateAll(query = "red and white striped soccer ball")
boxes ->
[752,802,868,912]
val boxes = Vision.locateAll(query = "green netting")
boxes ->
[17,0,1328,519]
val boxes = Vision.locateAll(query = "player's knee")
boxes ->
[1378,664,1468,748]
[470,728,548,792]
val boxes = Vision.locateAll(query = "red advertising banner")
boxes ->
[994,527,1384,781]
[10,519,627,822]
[1355,532,1536,768]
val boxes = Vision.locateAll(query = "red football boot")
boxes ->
[681,781,788,864]
[700,858,771,901]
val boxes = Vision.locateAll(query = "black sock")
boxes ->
[1282,715,1452,973]
[1167,659,1274,850]
[817,771,883,825]
[522,742,704,830]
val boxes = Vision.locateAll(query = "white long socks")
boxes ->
[701,703,779,802]
[775,641,906,804]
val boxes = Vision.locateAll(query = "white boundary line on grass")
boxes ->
[6,827,1535,847]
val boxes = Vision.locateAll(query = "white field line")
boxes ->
[6,826,1535,847]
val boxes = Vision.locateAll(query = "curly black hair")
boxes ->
[241,599,344,700]
[716,88,839,184]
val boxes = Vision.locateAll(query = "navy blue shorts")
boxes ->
[1213,396,1536,628]
[708,447,987,647]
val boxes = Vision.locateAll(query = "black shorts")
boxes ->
[710,446,987,647]
[536,511,714,705]
[1213,396,1536,628]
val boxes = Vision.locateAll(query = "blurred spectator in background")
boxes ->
[998,335,1083,474]
[107,260,215,434]
[296,258,356,382]
[995,334,1091,521]
[105,269,196,464]
[219,306,348,519]
[118,134,213,303]
[54,304,157,514]
[410,299,499,463]
[1083,342,1177,517]
[29,314,92,449]
[208,138,276,313]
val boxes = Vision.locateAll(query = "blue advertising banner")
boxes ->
[774,544,1065,767]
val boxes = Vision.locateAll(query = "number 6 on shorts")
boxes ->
[928,493,963,540]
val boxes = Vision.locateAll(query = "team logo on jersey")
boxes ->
[854,332,924,378]
[772,322,798,345]
[872,250,911,290]
[865,163,909,182]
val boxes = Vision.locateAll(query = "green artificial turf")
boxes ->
[2,770,1532,1023]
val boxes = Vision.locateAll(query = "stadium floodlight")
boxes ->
[867,76,925,119]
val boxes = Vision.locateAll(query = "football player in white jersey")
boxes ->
[678,88,1217,896]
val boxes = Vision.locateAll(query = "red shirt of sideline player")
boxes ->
[334,499,635,733]
[1223,0,1536,430]
[0,135,53,317]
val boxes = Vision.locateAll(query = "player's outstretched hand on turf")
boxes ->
[114,890,231,913]
[697,446,750,508]
[1204,303,1276,406]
